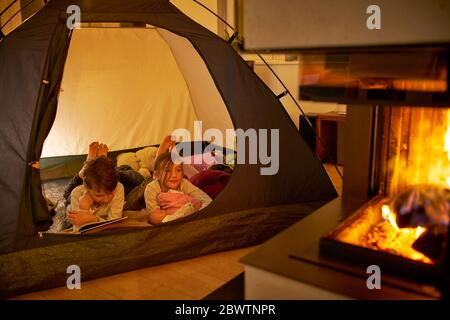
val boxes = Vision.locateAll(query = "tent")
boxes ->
[0,0,337,298]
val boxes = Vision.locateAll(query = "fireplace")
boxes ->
[241,49,450,298]
[303,51,450,288]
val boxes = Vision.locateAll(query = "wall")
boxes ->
[172,1,345,129]
[250,55,344,129]
[240,0,450,50]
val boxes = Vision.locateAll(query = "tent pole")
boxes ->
[0,0,19,19]
[191,0,343,181]
[0,0,38,32]
[192,0,234,31]
[256,52,343,180]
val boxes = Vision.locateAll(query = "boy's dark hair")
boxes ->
[83,157,119,193]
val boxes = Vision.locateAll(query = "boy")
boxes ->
[67,156,124,230]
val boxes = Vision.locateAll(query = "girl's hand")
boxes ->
[67,210,98,226]
[157,135,176,157]
[78,191,94,210]
[148,208,167,225]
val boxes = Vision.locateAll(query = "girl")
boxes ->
[145,152,212,224]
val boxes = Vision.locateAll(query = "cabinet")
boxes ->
[299,112,346,165]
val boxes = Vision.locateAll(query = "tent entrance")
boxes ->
[42,25,234,159]
[39,24,236,232]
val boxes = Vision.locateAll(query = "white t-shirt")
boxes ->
[69,182,125,222]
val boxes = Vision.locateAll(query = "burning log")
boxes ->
[392,185,449,228]
[390,185,449,261]
[412,230,447,261]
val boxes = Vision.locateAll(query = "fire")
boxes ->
[381,205,399,231]
[381,111,448,261]
[446,124,450,187]
[333,107,449,266]
[415,226,426,239]
[374,204,433,264]
[336,202,433,264]
[387,108,450,195]
[381,204,427,242]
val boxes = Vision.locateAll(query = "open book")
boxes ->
[48,216,150,235]
[75,216,129,233]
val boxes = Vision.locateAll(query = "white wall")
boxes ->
[171,1,345,129]
[242,0,450,50]
[242,54,344,129]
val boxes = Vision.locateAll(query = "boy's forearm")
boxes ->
[78,202,90,211]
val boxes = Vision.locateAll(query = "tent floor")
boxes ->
[42,178,71,205]
[40,164,343,207]
[9,246,255,300]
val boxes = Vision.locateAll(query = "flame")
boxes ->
[335,203,434,265]
[381,205,399,231]
[336,203,434,264]
[446,125,450,187]
[387,108,450,195]
[415,226,426,238]
[381,205,425,241]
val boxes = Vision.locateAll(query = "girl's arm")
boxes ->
[148,208,167,224]
[156,135,176,157]
[181,179,212,209]
[145,181,167,224]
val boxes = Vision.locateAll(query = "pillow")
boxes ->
[138,167,152,179]
[116,152,140,171]
[183,152,219,172]
[135,146,158,171]
[182,164,199,179]
[189,170,231,199]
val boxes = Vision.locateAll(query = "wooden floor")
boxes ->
[11,164,343,300]
[11,247,256,300]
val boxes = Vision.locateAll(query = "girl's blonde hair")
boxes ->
[153,152,183,190]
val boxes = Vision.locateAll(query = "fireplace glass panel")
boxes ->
[321,106,450,274]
